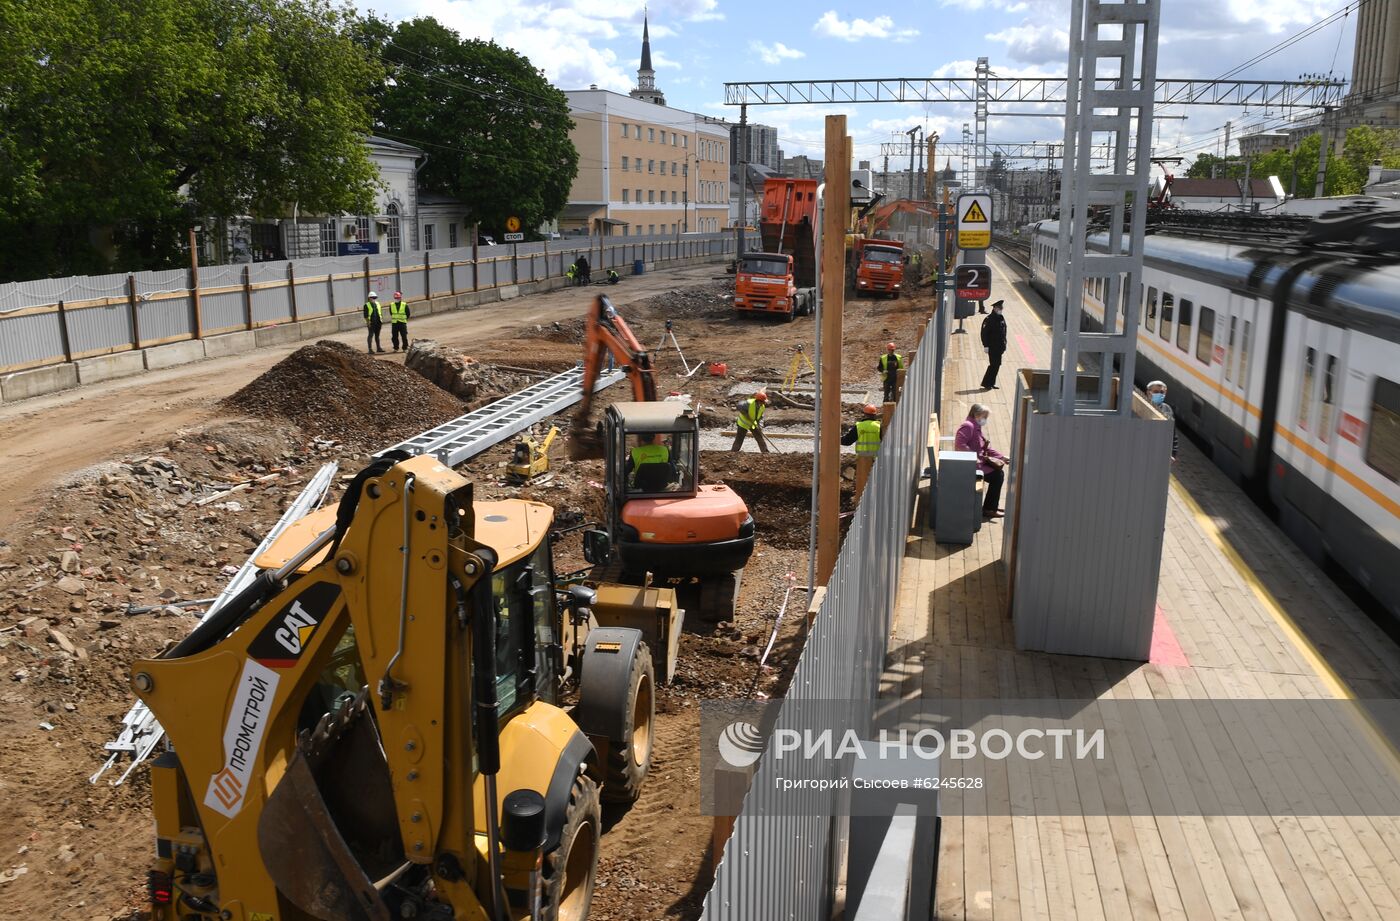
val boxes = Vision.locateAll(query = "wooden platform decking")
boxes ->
[886,251,1400,921]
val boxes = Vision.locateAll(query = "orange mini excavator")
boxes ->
[570,295,755,619]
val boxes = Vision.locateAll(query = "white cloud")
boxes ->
[750,41,806,66]
[812,11,919,43]
[986,22,1069,65]
[651,51,683,69]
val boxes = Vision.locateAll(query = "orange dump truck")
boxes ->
[734,178,818,321]
[847,236,906,298]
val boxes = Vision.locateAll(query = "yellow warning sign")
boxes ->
[956,193,993,250]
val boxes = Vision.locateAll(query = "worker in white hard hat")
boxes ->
[363,291,385,354]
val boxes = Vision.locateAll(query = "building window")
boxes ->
[682,163,688,177]
[671,191,677,203]
[356,215,371,243]
[1176,299,1194,352]
[385,204,401,254]
[648,160,654,173]
[659,160,666,174]
[649,224,655,235]
[672,133,679,146]
[1366,377,1400,483]
[449,223,458,247]
[622,155,629,171]
[648,190,655,203]
[1298,346,1316,431]
[649,127,655,142]
[636,188,641,202]
[621,124,629,138]
[683,136,688,149]
[1196,306,1214,365]
[623,189,630,203]
[671,162,677,176]
[635,123,642,138]
[320,220,338,257]
[423,223,435,249]
[634,157,642,171]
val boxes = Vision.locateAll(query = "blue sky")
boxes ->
[351,1,1359,168]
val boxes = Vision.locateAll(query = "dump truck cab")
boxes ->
[598,400,756,579]
[734,251,811,319]
[849,237,906,297]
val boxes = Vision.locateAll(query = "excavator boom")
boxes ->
[571,295,658,459]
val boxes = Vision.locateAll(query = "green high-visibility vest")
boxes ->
[855,419,882,456]
[364,301,382,322]
[736,398,765,431]
[389,300,408,322]
[631,443,669,467]
[880,352,904,375]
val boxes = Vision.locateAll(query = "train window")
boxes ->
[1196,307,1215,365]
[1298,347,1316,432]
[1145,287,1158,332]
[1366,377,1400,483]
[1240,321,1252,385]
[1225,316,1237,382]
[1159,292,1174,341]
[1319,355,1337,443]
[1176,300,1194,352]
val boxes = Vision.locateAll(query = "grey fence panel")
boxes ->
[481,259,501,289]
[135,269,194,342]
[702,312,936,921]
[292,276,332,318]
[246,262,287,286]
[368,253,398,273]
[199,265,247,333]
[397,262,426,301]
[67,303,134,355]
[0,311,66,367]
[428,262,453,296]
[450,262,473,293]
[333,275,365,311]
[250,279,292,326]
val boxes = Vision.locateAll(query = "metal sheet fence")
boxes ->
[0,232,742,373]
[701,311,937,921]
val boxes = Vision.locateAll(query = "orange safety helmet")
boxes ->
[863,403,879,416]
[754,391,769,403]
[886,342,896,351]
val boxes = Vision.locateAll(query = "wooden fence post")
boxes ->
[287,262,299,322]
[56,300,73,363]
[327,274,336,315]
[450,260,457,296]
[188,227,204,340]
[424,250,432,301]
[242,265,254,331]
[127,275,143,348]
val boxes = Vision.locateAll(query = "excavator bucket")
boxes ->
[256,692,403,921]
[568,419,607,460]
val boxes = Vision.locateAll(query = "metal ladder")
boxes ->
[380,364,624,467]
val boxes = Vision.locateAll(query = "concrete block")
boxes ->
[75,350,146,385]
[201,330,257,358]
[143,339,207,371]
[414,301,436,317]
[498,285,521,300]
[0,363,79,402]
[338,313,363,333]
[253,324,303,348]
[297,315,339,338]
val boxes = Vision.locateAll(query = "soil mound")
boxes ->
[403,340,534,409]
[702,451,853,549]
[221,340,464,448]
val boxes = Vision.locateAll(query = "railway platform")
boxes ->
[886,250,1400,921]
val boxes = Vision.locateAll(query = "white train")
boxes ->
[1026,214,1400,624]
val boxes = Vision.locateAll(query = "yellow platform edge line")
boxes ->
[1170,477,1400,781]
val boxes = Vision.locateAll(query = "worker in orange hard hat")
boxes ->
[732,389,772,453]
[878,342,904,403]
[842,404,883,456]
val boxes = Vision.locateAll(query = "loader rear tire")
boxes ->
[601,643,655,804]
[540,774,601,921]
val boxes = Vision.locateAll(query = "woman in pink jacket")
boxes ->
[954,403,1009,519]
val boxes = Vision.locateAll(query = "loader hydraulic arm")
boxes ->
[571,295,657,458]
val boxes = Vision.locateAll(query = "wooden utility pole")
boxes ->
[188,226,204,339]
[816,116,850,586]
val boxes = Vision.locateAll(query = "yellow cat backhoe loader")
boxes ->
[131,452,659,921]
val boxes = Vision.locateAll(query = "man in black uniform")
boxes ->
[980,299,1007,389]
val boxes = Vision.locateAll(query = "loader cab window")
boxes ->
[626,430,696,496]
[490,550,554,718]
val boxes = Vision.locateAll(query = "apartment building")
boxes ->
[559,17,729,237]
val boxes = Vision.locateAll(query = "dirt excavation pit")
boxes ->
[221,339,464,448]
[702,451,855,549]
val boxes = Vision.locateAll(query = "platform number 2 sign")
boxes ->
[955,263,992,300]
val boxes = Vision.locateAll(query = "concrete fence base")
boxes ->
[0,251,731,405]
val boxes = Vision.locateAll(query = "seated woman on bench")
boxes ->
[954,403,1009,519]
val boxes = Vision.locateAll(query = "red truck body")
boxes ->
[734,178,819,320]
[848,236,905,298]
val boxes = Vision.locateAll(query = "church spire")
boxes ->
[630,7,666,105]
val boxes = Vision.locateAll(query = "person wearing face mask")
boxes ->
[1146,380,1178,462]
[954,403,1009,519]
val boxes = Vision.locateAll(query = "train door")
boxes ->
[1278,314,1340,561]
[1217,291,1258,482]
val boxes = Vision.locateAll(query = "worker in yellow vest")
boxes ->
[878,342,904,403]
[841,404,883,456]
[629,433,673,491]
[363,291,384,354]
[731,390,771,453]
[387,290,411,351]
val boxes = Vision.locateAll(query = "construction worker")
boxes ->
[629,433,673,491]
[388,290,410,352]
[566,263,577,285]
[731,390,771,453]
[363,291,385,354]
[879,342,904,404]
[576,254,591,285]
[607,267,620,285]
[842,404,883,455]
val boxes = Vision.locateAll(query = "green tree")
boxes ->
[1186,153,1230,179]
[369,17,578,238]
[0,0,381,280]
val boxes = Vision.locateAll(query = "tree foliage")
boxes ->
[364,16,579,237]
[0,0,381,279]
[1183,126,1400,199]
